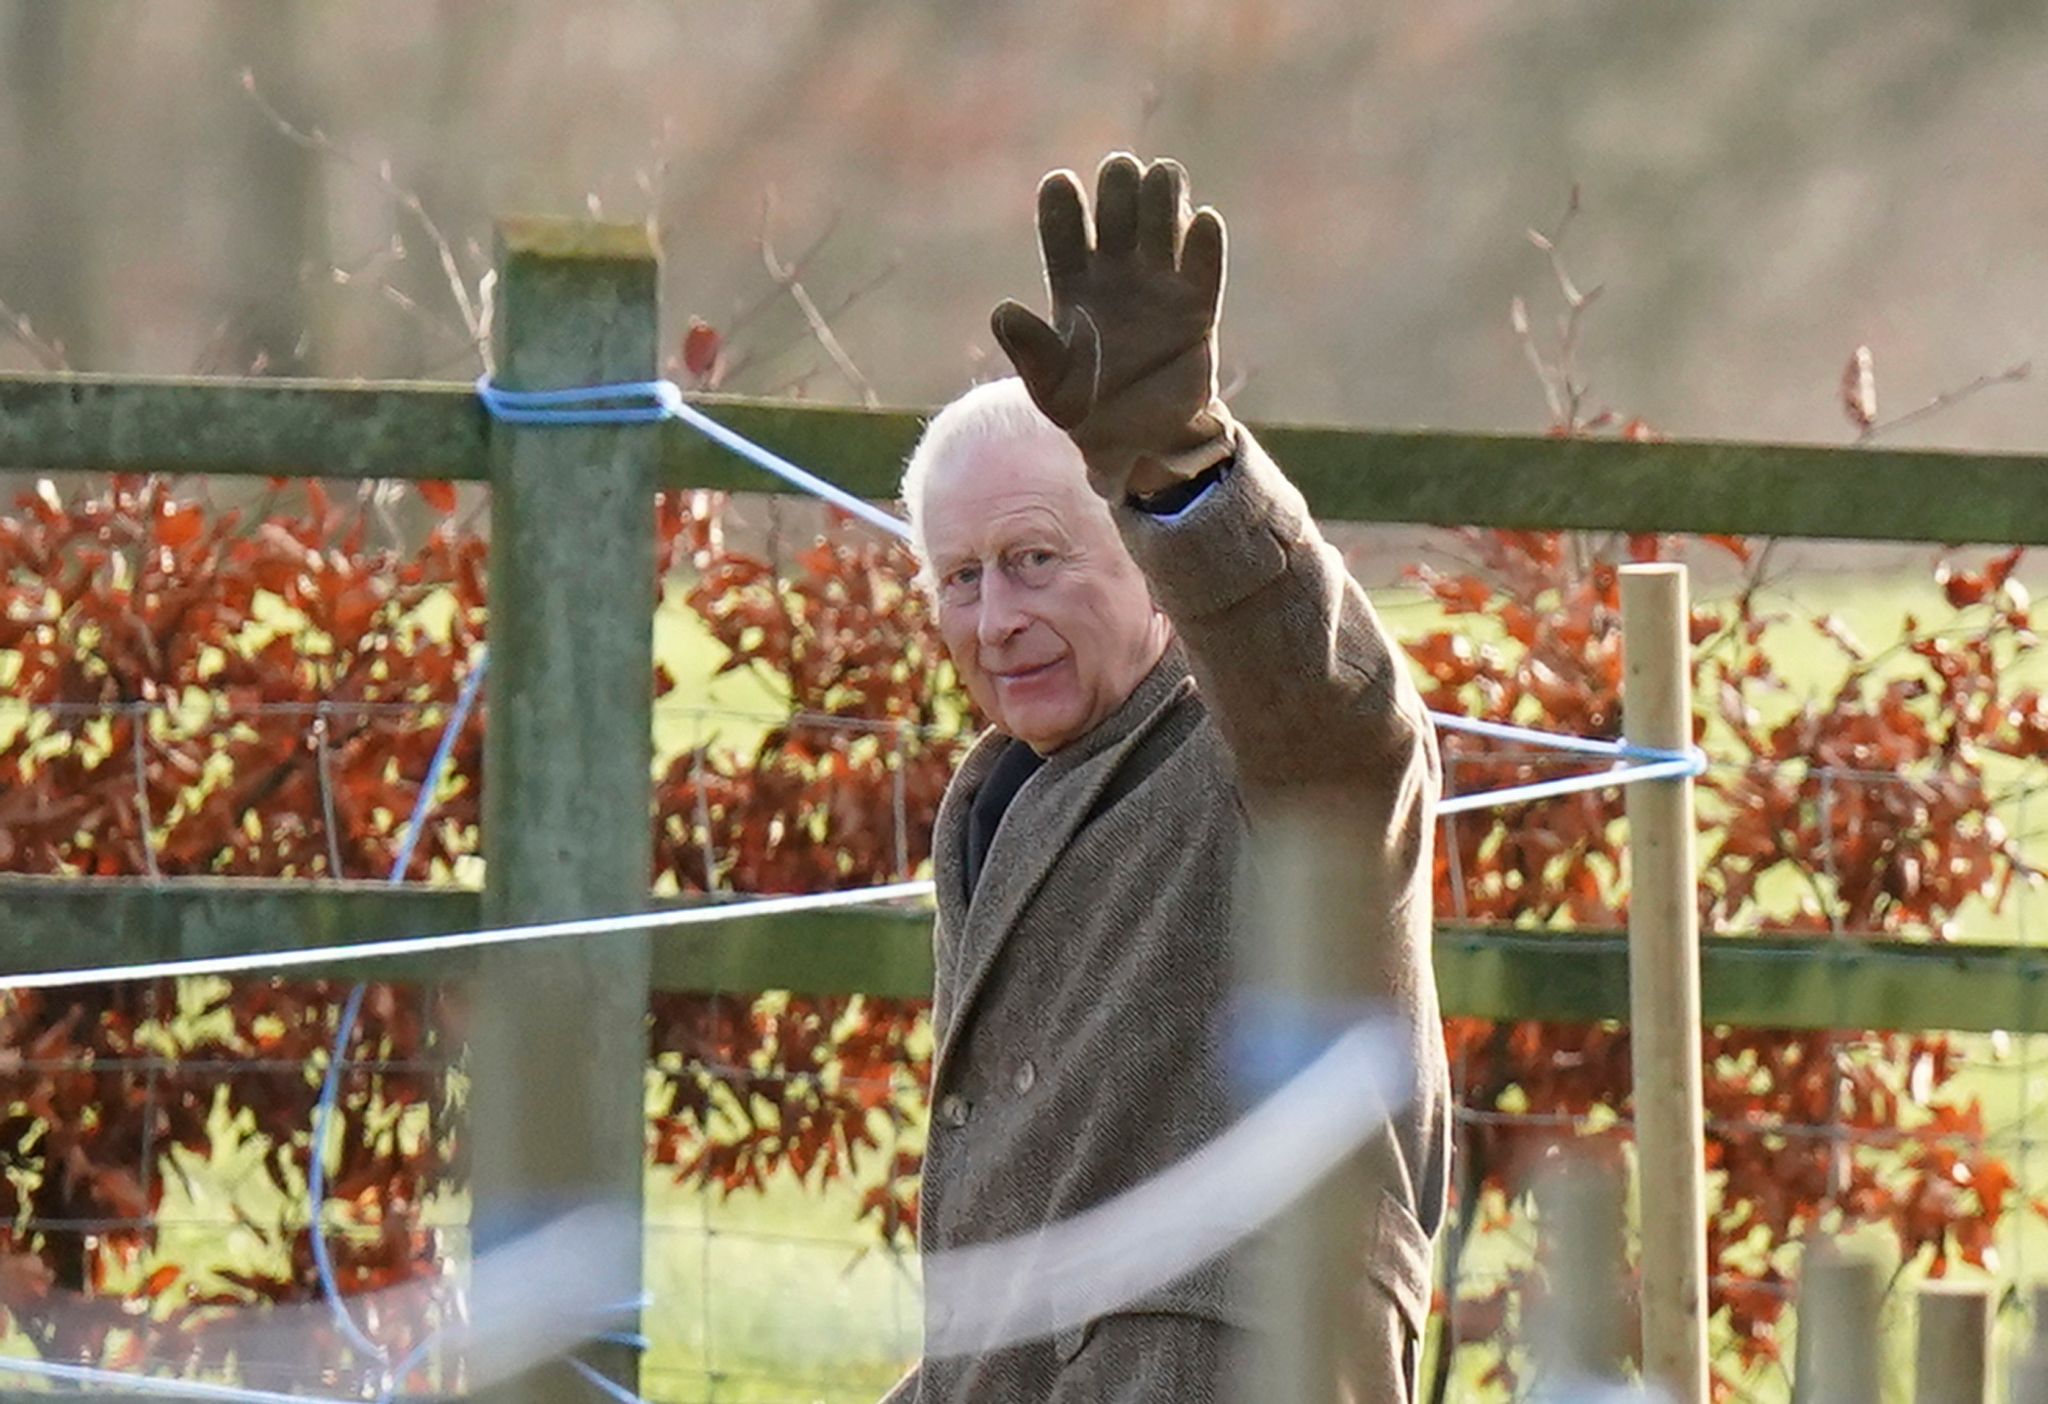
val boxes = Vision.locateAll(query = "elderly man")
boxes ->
[886,154,1448,1403]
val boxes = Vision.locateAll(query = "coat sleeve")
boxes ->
[1114,422,1452,1284]
[1112,424,1438,798]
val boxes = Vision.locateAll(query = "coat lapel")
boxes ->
[933,648,1197,1072]
[930,729,1006,1033]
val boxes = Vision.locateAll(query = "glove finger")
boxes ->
[991,300,1075,413]
[1183,206,1228,313]
[1137,159,1189,271]
[1093,153,1144,262]
[1066,305,1103,409]
[1036,171,1091,290]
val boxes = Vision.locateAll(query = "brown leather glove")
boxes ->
[991,153,1237,500]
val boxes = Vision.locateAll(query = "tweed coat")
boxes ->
[888,427,1447,1403]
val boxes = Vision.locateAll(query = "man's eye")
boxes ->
[1011,548,1060,585]
[943,564,980,590]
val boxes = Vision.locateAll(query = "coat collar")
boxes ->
[932,643,1195,1067]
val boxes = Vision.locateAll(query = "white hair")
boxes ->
[899,377,1084,578]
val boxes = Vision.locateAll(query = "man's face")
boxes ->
[922,436,1168,754]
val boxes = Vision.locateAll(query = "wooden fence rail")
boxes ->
[4,377,2045,545]
[11,878,2048,1032]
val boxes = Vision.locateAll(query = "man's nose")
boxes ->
[976,569,1030,647]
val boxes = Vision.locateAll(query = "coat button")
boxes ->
[1013,1059,1037,1094]
[939,1093,971,1128]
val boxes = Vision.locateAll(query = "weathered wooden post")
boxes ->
[2005,1287,2048,1404]
[1238,790,1427,1404]
[470,218,659,1402]
[1793,1245,1882,1404]
[1531,1162,1631,1388]
[1621,562,1709,1404]
[1915,1280,1992,1404]
[1240,809,1360,1404]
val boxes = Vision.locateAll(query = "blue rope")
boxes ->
[473,378,679,426]
[477,375,1709,813]
[477,376,912,538]
[309,650,490,1371]
[1437,749,1705,815]
[1432,713,1687,764]
[320,642,654,1404]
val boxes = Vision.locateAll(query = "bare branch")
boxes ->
[1513,184,1617,434]
[636,117,680,224]
[0,294,68,371]
[241,69,491,372]
[1528,183,1588,306]
[1511,295,1565,424]
[1856,361,2032,444]
[724,207,844,339]
[757,196,880,407]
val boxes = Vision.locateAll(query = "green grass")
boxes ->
[652,589,793,766]
[643,1168,919,1404]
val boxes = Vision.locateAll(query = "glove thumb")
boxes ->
[991,301,1084,426]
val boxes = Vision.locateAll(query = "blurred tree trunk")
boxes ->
[208,0,327,376]
[6,1,103,366]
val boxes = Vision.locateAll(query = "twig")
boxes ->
[1512,185,1610,435]
[328,233,476,358]
[1511,294,1563,426]
[0,294,68,371]
[724,210,843,339]
[758,198,879,407]
[241,70,492,373]
[1856,361,2032,444]
[635,118,679,225]
[721,252,901,389]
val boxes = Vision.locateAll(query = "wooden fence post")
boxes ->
[1793,1245,1882,1404]
[1532,1162,1631,1387]
[1621,562,1709,1404]
[2006,1288,2048,1404]
[1915,1280,1992,1404]
[470,217,659,1403]
[1236,794,1433,1404]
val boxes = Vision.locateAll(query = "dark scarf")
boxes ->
[962,737,1045,898]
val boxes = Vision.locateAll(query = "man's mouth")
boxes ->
[994,658,1064,683]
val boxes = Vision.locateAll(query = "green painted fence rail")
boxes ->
[1,876,2039,1034]
[5,371,2045,544]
